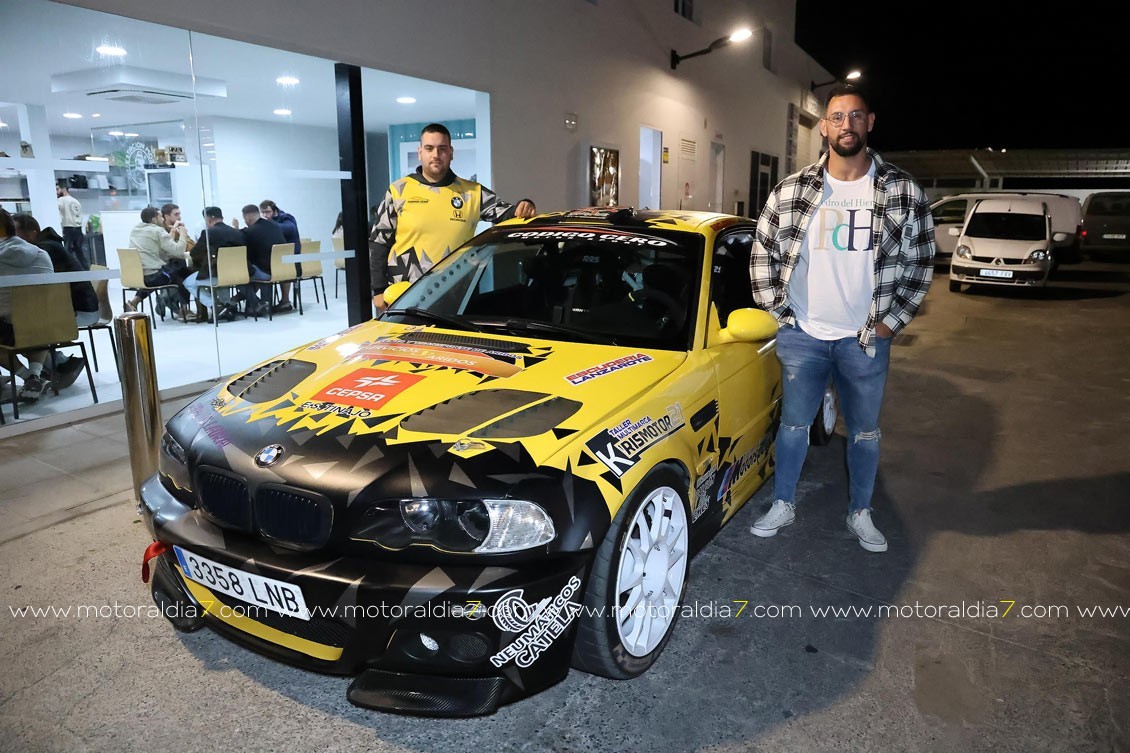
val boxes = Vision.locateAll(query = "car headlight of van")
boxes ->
[1027,249,1050,262]
[956,244,973,259]
[352,498,556,553]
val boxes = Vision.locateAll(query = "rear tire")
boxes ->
[949,279,962,292]
[572,466,690,679]
[809,384,837,446]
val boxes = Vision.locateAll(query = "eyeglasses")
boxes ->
[824,110,868,127]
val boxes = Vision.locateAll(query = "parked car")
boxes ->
[931,192,1081,266]
[949,197,1065,292]
[137,207,837,717]
[1079,191,1130,260]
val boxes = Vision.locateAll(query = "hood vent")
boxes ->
[228,359,318,403]
[401,389,548,435]
[397,331,528,353]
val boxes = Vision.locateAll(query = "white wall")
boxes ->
[59,0,831,218]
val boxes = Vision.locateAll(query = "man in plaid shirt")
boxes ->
[748,83,935,553]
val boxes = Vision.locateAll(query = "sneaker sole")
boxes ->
[751,517,794,538]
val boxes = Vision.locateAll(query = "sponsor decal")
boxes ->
[210,397,227,410]
[189,401,231,448]
[489,575,583,668]
[504,228,674,247]
[717,433,773,511]
[311,368,425,410]
[586,404,685,477]
[692,461,717,521]
[711,217,740,231]
[565,352,653,385]
[451,195,465,209]
[360,341,521,377]
[255,444,285,467]
[299,401,373,419]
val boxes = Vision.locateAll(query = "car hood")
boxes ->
[963,236,1046,260]
[173,320,686,498]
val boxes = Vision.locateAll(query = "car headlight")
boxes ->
[955,244,973,259]
[1027,249,1050,262]
[353,498,555,553]
[158,431,193,494]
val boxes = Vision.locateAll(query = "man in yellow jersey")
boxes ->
[369,123,537,311]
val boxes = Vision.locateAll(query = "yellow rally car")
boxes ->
[138,207,834,716]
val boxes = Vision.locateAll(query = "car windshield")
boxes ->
[965,212,1046,241]
[384,225,703,350]
[1087,195,1130,217]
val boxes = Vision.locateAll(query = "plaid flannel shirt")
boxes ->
[749,149,935,356]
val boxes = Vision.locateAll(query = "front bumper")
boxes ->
[139,475,590,716]
[950,260,1050,287]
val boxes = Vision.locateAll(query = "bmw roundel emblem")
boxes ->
[451,195,464,209]
[255,444,285,467]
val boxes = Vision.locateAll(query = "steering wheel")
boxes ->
[631,288,685,328]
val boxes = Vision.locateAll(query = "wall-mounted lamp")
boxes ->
[810,69,862,91]
[671,27,752,70]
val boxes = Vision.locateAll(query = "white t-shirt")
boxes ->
[789,166,877,340]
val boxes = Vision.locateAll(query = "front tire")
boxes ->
[572,466,690,679]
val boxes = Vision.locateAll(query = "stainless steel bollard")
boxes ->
[115,313,161,501]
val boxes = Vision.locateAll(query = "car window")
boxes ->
[932,199,968,225]
[965,212,1046,241]
[710,231,755,327]
[1086,194,1130,217]
[385,226,704,350]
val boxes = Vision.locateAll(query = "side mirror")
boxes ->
[1052,231,1068,243]
[948,227,961,237]
[382,280,411,307]
[718,308,778,343]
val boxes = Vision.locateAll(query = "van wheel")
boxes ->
[572,466,689,679]
[810,384,837,446]
[949,279,962,292]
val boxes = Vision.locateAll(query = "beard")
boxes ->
[830,133,866,158]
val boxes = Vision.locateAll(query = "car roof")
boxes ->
[504,207,750,234]
[972,198,1047,215]
[933,191,1077,206]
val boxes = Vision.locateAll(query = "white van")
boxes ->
[948,197,1066,292]
[931,192,1081,264]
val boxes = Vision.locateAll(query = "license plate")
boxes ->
[173,545,310,620]
[979,269,1013,279]
[1102,233,1127,240]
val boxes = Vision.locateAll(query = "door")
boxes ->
[639,126,662,210]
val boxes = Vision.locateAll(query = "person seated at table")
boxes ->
[0,208,55,401]
[126,206,188,317]
[184,206,244,322]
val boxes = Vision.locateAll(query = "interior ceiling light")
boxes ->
[63,112,83,119]
[0,120,8,128]
[273,108,292,116]
[396,96,416,104]
[96,44,127,57]
[107,130,125,136]
[123,132,139,137]
[276,76,300,86]
[91,113,101,118]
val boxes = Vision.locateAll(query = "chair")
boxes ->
[207,243,254,318]
[296,239,327,310]
[251,242,303,321]
[78,264,119,373]
[332,237,347,298]
[1,283,98,421]
[117,248,180,328]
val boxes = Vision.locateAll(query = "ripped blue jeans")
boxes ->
[772,324,891,513]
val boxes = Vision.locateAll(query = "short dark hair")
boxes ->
[203,206,224,220]
[11,212,40,235]
[0,207,16,237]
[242,204,260,217]
[421,123,451,141]
[825,82,870,110]
[141,206,160,223]
[259,199,279,213]
[160,203,179,217]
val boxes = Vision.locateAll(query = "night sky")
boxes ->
[794,2,1118,152]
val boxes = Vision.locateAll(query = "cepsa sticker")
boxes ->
[565,352,652,385]
[359,342,520,378]
[311,368,424,410]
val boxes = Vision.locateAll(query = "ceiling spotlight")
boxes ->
[273,108,292,116]
[96,44,127,57]
[63,112,83,119]
[123,132,139,137]
[0,120,8,129]
[107,130,125,136]
[396,96,416,104]
[91,113,101,118]
[276,76,300,86]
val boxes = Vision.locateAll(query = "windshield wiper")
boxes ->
[498,318,616,345]
[387,307,482,333]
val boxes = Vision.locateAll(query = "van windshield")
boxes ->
[1087,195,1130,217]
[965,213,1046,241]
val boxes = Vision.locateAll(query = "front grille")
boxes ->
[206,582,352,648]
[970,256,1028,266]
[196,466,333,549]
[255,486,334,549]
[197,467,253,531]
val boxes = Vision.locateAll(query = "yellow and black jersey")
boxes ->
[369,168,524,291]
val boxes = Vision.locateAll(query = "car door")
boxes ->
[930,197,971,260]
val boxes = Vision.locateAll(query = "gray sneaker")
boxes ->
[847,509,888,552]
[751,499,796,537]
[18,374,52,402]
